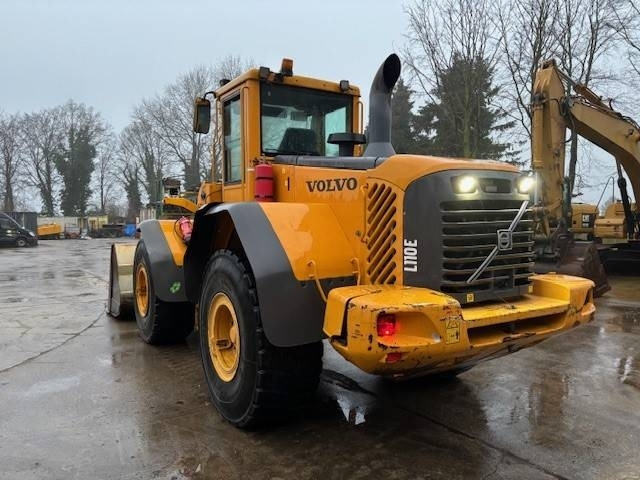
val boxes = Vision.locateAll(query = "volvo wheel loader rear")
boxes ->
[109,55,595,428]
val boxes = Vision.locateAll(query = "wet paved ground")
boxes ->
[1,239,639,480]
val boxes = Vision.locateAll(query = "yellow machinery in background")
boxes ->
[109,55,595,428]
[36,223,63,239]
[531,59,640,286]
[570,203,598,239]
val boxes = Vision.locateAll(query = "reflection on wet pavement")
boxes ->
[606,307,640,333]
[617,356,640,389]
[1,241,639,479]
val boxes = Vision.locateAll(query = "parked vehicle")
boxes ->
[0,213,37,247]
[109,55,595,428]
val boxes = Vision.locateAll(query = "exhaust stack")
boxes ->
[363,54,401,157]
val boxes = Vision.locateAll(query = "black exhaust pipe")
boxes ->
[363,54,401,157]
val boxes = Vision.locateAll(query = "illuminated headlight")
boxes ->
[516,175,535,194]
[455,175,478,194]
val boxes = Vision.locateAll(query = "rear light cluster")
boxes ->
[377,313,396,337]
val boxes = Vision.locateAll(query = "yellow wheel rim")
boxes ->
[135,264,149,317]
[208,293,240,382]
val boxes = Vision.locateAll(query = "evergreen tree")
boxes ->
[419,53,512,159]
[55,125,97,216]
[391,78,418,154]
[53,101,106,216]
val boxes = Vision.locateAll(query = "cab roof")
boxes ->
[214,66,361,99]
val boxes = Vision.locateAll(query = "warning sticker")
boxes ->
[445,318,460,344]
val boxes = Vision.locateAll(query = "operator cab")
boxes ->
[193,58,364,203]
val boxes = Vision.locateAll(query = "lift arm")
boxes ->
[531,59,640,239]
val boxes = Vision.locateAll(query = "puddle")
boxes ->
[617,356,640,389]
[336,395,368,425]
[25,376,81,397]
[321,369,377,426]
[4,297,26,303]
[63,269,85,278]
[605,307,640,333]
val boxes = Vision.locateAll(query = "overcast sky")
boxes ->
[0,0,627,207]
[1,0,407,132]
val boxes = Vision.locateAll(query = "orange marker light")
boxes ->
[281,58,293,76]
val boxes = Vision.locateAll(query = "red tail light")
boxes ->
[385,352,403,363]
[377,313,396,337]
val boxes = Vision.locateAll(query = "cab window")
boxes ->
[260,84,352,157]
[223,95,242,183]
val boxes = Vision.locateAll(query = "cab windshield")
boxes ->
[260,83,352,157]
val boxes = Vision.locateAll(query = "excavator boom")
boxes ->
[531,59,640,294]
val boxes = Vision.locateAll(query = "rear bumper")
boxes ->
[323,273,595,377]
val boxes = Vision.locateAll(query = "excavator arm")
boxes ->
[531,59,640,239]
[529,59,640,294]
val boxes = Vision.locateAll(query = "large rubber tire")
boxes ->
[15,237,27,247]
[199,250,323,428]
[133,240,194,344]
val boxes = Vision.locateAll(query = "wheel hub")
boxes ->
[135,265,149,317]
[208,293,241,382]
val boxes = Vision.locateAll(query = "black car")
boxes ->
[0,213,37,247]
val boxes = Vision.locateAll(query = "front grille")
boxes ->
[440,199,534,300]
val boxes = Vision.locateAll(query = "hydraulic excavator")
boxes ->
[109,55,596,428]
[531,59,640,293]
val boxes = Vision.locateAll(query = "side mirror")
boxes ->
[193,97,211,134]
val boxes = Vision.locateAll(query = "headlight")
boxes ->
[517,175,535,194]
[28,230,35,237]
[455,175,477,194]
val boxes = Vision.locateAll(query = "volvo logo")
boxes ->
[496,229,513,251]
[466,200,529,284]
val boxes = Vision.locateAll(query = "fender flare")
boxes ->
[184,203,354,347]
[138,220,188,303]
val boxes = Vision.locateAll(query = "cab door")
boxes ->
[220,91,245,202]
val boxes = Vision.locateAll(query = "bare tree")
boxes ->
[403,0,502,102]
[497,0,559,139]
[554,0,629,196]
[93,135,118,214]
[118,153,142,223]
[612,1,640,79]
[0,112,24,211]
[135,56,253,189]
[141,65,218,188]
[403,0,510,158]
[21,107,64,215]
[119,112,170,205]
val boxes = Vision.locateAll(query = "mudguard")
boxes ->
[184,202,356,347]
[138,220,188,303]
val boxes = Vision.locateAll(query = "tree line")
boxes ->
[0,55,249,220]
[1,0,639,216]
[393,0,639,197]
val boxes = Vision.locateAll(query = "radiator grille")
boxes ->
[365,182,398,284]
[440,200,534,296]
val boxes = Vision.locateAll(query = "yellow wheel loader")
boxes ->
[109,55,595,428]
